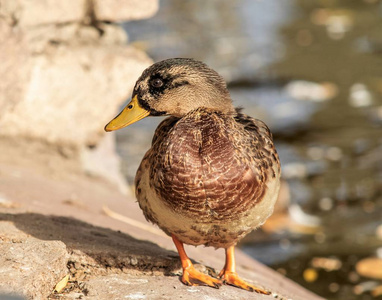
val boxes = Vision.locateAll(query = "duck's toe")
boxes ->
[181,265,223,288]
[219,271,270,294]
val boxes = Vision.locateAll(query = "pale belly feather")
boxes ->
[136,161,280,248]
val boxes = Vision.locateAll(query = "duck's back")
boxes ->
[135,107,280,247]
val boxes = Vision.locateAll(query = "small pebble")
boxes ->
[130,257,138,266]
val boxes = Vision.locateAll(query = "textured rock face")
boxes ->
[0,42,150,147]
[0,0,158,148]
[0,0,158,27]
[0,0,87,27]
[0,0,158,193]
[94,0,159,22]
[0,221,69,300]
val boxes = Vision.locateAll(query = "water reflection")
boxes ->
[120,1,382,299]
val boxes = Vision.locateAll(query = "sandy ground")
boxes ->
[0,138,323,300]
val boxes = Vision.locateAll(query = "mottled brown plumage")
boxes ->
[105,58,281,293]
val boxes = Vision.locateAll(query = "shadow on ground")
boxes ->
[0,213,180,277]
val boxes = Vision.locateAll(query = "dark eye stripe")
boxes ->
[146,74,190,99]
[171,80,189,89]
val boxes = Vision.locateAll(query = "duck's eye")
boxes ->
[150,78,164,88]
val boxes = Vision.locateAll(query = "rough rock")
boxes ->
[20,23,129,52]
[0,221,69,300]
[0,0,159,191]
[0,13,150,192]
[80,274,275,300]
[0,0,158,27]
[0,209,322,300]
[0,0,87,27]
[0,36,151,147]
[93,0,159,22]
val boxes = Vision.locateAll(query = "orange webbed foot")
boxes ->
[219,270,270,294]
[182,265,222,288]
[172,235,223,289]
[219,246,271,294]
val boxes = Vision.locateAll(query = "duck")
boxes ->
[105,58,281,294]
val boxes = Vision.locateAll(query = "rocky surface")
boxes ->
[0,0,158,28]
[0,0,158,194]
[94,0,158,22]
[0,20,151,148]
[0,222,69,300]
[0,139,323,300]
[0,0,160,220]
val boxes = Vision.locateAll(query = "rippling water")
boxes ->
[119,1,382,299]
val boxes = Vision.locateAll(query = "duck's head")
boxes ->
[105,58,234,132]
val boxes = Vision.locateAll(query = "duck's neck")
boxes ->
[174,97,235,117]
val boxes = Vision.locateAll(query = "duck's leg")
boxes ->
[219,246,270,294]
[172,234,222,288]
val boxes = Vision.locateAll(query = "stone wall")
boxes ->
[0,0,158,190]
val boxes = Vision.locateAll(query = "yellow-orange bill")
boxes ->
[104,95,150,132]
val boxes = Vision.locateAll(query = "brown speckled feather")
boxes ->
[135,107,280,248]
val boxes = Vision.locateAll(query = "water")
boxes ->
[118,1,382,299]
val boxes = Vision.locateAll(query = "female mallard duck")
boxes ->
[105,58,280,294]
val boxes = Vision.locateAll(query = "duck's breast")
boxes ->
[135,109,280,247]
[151,109,273,223]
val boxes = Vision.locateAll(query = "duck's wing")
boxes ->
[234,111,281,179]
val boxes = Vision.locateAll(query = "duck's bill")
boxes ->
[104,95,150,132]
